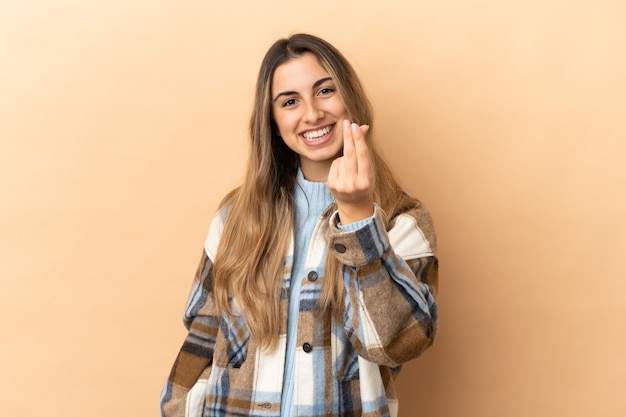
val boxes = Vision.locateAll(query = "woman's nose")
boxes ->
[302,101,323,123]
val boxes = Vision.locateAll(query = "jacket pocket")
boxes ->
[331,320,360,381]
[213,302,250,368]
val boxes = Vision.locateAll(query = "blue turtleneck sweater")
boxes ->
[280,170,335,416]
[280,170,374,416]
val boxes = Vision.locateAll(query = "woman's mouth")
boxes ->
[301,124,333,142]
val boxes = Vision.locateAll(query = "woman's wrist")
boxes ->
[337,202,375,225]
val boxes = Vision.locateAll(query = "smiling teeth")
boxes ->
[302,125,332,140]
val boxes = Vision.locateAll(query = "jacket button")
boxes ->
[307,271,318,282]
[334,243,346,253]
[303,342,312,353]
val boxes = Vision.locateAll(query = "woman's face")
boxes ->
[271,52,349,182]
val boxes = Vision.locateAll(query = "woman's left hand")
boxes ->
[327,120,375,224]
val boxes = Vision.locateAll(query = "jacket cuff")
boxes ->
[328,205,390,267]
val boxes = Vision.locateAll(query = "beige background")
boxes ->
[1,1,625,416]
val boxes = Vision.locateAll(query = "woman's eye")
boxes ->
[282,98,297,107]
[319,87,334,96]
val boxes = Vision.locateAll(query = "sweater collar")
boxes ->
[294,169,335,215]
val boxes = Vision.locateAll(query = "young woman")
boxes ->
[161,33,438,417]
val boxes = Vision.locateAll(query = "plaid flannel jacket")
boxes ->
[161,202,438,417]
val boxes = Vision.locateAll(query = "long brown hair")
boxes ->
[213,33,416,350]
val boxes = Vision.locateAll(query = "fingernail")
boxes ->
[343,120,350,129]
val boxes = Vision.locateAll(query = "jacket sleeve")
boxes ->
[160,215,224,417]
[327,201,439,367]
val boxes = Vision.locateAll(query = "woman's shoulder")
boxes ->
[388,194,437,255]
[203,209,226,262]
[202,189,238,261]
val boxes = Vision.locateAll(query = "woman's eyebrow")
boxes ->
[273,77,333,103]
[312,76,333,89]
